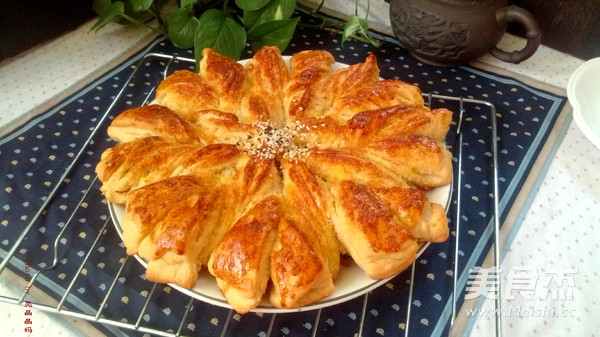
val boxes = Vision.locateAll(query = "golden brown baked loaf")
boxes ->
[96,46,453,313]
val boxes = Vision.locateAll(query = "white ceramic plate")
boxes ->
[108,57,453,312]
[567,57,600,150]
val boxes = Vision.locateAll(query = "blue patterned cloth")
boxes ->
[0,12,568,337]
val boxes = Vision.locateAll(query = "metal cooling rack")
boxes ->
[0,52,502,337]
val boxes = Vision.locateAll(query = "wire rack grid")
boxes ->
[0,52,501,337]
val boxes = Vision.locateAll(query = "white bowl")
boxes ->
[567,57,600,150]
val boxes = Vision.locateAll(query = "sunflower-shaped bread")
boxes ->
[96,46,453,313]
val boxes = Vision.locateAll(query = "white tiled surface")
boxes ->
[0,20,153,133]
[470,120,600,337]
[1,3,599,337]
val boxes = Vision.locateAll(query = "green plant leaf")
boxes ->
[91,1,126,31]
[247,17,298,52]
[194,9,247,61]
[179,0,199,8]
[243,0,296,29]
[167,7,199,48]
[342,14,381,47]
[341,15,365,44]
[235,0,271,11]
[92,0,112,15]
[129,0,154,12]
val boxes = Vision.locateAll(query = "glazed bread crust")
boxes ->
[96,47,453,313]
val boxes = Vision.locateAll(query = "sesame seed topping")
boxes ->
[233,121,313,161]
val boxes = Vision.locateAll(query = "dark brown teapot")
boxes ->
[388,0,542,67]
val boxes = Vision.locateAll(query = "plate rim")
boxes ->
[567,57,600,150]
